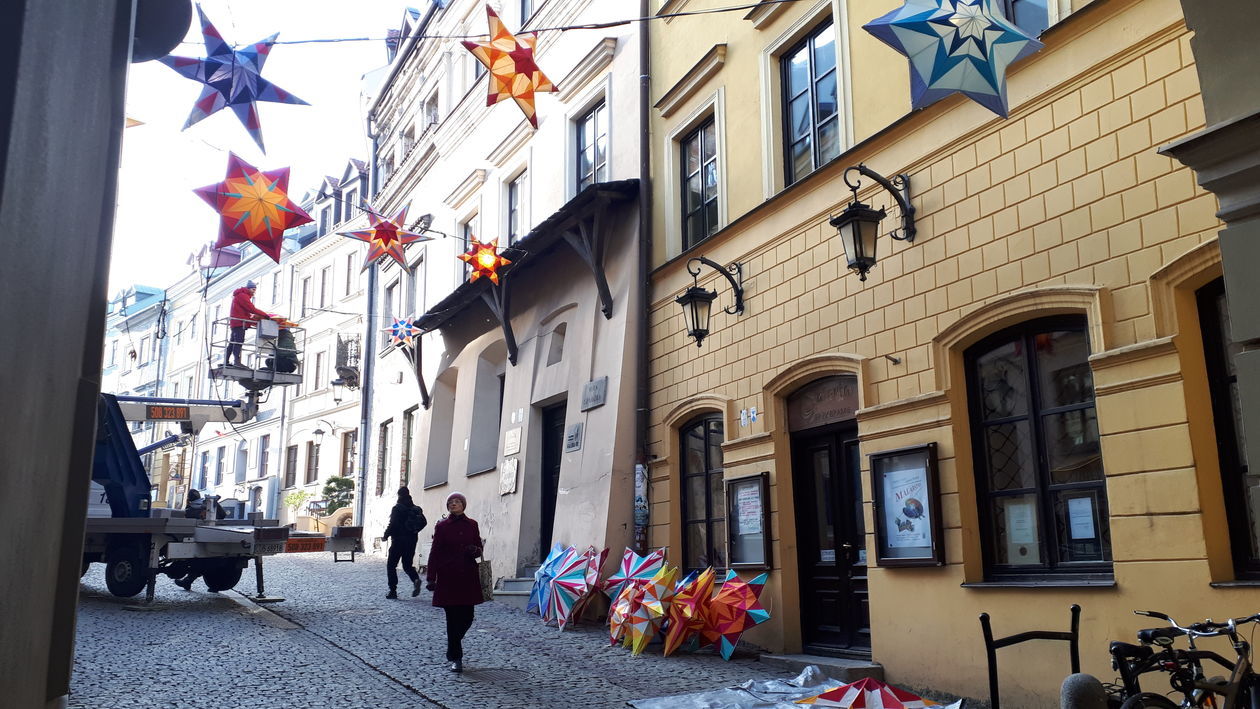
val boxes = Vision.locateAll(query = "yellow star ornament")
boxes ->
[461,5,558,127]
[459,237,512,285]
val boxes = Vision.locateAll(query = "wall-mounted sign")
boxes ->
[581,376,608,411]
[787,375,859,431]
[499,457,518,495]
[871,443,943,567]
[503,427,522,456]
[564,423,584,453]
[726,472,771,569]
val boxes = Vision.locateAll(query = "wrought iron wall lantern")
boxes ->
[829,164,916,281]
[676,256,744,348]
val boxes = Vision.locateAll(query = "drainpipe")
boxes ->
[356,262,378,526]
[633,0,653,554]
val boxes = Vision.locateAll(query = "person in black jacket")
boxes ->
[382,486,426,599]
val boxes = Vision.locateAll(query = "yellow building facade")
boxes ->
[648,0,1255,703]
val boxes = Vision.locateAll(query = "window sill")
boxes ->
[962,579,1116,589]
[1209,580,1260,588]
[467,466,497,478]
[422,481,448,491]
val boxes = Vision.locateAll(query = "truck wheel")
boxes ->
[202,561,244,592]
[104,547,149,598]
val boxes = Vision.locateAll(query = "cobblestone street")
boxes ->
[71,553,769,708]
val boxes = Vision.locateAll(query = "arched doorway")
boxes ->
[788,374,868,656]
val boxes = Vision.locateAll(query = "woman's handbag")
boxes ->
[477,557,494,602]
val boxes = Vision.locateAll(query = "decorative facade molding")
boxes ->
[1161,111,1260,224]
[743,0,791,29]
[486,119,533,166]
[444,169,487,210]
[654,44,727,119]
[662,392,735,430]
[762,351,868,406]
[559,38,618,101]
[1148,237,1222,338]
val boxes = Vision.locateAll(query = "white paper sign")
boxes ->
[736,484,761,535]
[503,427,521,456]
[884,467,930,548]
[1006,501,1036,544]
[1068,496,1096,539]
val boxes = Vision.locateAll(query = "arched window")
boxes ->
[680,415,726,572]
[1198,278,1258,576]
[965,316,1112,578]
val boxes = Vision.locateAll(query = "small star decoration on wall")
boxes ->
[863,0,1043,118]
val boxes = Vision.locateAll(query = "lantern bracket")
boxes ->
[686,256,744,315]
[842,164,916,242]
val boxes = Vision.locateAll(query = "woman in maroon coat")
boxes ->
[425,491,484,673]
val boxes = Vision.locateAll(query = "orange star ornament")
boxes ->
[194,153,313,264]
[459,237,512,285]
[461,5,558,127]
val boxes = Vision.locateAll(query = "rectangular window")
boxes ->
[460,216,480,280]
[301,277,311,318]
[344,253,355,296]
[508,171,528,244]
[341,430,357,478]
[214,445,226,486]
[271,272,280,304]
[376,420,393,496]
[140,336,151,364]
[521,0,534,24]
[284,445,298,488]
[319,266,330,309]
[199,452,209,489]
[381,280,398,349]
[576,101,608,191]
[171,382,180,400]
[424,92,440,128]
[681,118,719,249]
[999,0,1050,37]
[314,351,325,391]
[108,340,117,367]
[345,189,358,218]
[319,206,331,236]
[258,434,270,478]
[401,407,417,487]
[782,20,839,185]
[185,376,194,399]
[305,442,320,485]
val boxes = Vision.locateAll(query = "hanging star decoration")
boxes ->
[461,5,558,127]
[339,205,433,271]
[459,237,512,285]
[193,153,313,264]
[158,5,309,152]
[863,0,1042,118]
[384,317,422,348]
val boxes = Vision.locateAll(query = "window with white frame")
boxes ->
[314,351,325,391]
[460,215,480,280]
[301,277,311,318]
[345,189,358,218]
[508,170,528,244]
[381,279,399,349]
[319,206,332,236]
[520,0,534,25]
[576,101,608,191]
[681,119,719,250]
[344,253,355,296]
[424,91,440,129]
[258,434,270,478]
[319,266,331,310]
[782,19,839,185]
[271,272,280,304]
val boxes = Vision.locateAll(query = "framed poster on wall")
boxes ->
[871,443,943,567]
[726,472,771,569]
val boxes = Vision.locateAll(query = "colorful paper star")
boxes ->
[193,153,313,264]
[339,205,433,271]
[863,0,1042,118]
[459,237,512,285]
[384,317,422,348]
[158,5,309,152]
[701,571,771,660]
[461,5,558,127]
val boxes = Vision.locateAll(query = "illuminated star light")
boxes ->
[384,317,422,348]
[158,5,309,152]
[863,0,1043,118]
[459,237,513,285]
[339,205,433,271]
[461,5,559,127]
[193,153,313,264]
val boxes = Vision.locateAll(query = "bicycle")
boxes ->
[1109,610,1260,708]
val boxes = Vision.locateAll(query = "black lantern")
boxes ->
[331,378,345,404]
[676,256,744,348]
[830,164,915,281]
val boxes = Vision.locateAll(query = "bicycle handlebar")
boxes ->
[1134,610,1260,640]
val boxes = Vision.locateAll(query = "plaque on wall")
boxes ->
[787,375,859,431]
[581,376,608,411]
[504,427,522,456]
[564,422,584,452]
[499,458,518,495]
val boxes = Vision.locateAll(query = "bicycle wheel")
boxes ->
[1118,693,1179,708]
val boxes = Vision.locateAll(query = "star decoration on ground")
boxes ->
[459,237,512,285]
[461,5,558,127]
[193,153,313,264]
[158,5,309,152]
[863,0,1042,118]
[339,205,433,271]
[384,317,422,348]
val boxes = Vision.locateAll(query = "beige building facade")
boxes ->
[647,0,1254,703]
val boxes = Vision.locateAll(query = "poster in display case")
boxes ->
[726,472,771,569]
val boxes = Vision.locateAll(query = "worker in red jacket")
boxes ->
[226,280,272,367]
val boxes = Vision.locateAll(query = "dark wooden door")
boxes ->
[793,423,870,655]
[539,403,566,555]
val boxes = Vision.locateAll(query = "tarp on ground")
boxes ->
[627,666,844,709]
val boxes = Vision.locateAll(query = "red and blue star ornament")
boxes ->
[461,5,558,128]
[193,153,313,264]
[384,317,422,348]
[339,205,433,271]
[459,237,512,285]
[158,5,309,152]
[863,0,1043,118]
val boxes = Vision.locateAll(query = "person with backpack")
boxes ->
[382,486,426,599]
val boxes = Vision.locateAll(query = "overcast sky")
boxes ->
[110,0,415,292]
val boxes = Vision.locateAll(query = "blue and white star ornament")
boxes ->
[863,0,1043,118]
[384,317,422,348]
[158,4,309,152]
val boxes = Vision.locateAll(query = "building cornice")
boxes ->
[444,169,488,211]
[654,44,727,119]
